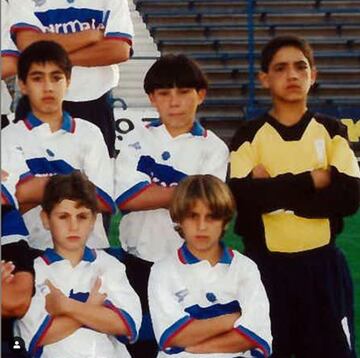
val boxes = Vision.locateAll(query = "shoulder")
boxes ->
[73,117,102,136]
[150,255,177,280]
[231,250,261,274]
[312,112,348,139]
[94,249,127,272]
[201,130,229,152]
[230,115,268,151]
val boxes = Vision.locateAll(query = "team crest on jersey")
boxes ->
[32,0,46,6]
[175,289,189,303]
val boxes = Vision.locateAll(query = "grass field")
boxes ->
[110,210,360,355]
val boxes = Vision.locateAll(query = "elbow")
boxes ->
[3,295,31,318]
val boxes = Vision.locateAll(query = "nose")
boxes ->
[198,216,207,231]
[43,78,54,92]
[169,92,180,106]
[69,217,78,231]
[287,65,299,79]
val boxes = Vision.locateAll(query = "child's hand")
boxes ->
[1,169,9,182]
[311,168,331,189]
[1,260,15,284]
[87,277,107,306]
[252,164,270,179]
[44,280,69,316]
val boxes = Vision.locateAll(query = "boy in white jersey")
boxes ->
[2,40,114,250]
[114,54,229,263]
[15,172,141,358]
[148,175,272,358]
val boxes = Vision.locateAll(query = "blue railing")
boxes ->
[246,0,256,119]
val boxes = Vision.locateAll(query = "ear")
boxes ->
[40,210,50,231]
[18,80,28,96]
[258,71,269,89]
[197,89,207,105]
[148,93,156,107]
[310,67,317,86]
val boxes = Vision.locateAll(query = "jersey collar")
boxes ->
[177,242,234,265]
[23,111,75,133]
[41,246,96,265]
[146,119,207,137]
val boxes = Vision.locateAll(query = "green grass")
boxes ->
[109,211,360,355]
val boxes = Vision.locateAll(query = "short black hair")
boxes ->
[260,35,315,73]
[41,171,98,215]
[18,40,72,82]
[144,54,208,94]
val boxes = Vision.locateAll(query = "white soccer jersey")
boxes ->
[148,244,272,358]
[8,0,134,101]
[114,120,229,262]
[2,112,115,249]
[14,247,142,358]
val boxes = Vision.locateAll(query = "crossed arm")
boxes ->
[39,278,130,346]
[16,30,131,67]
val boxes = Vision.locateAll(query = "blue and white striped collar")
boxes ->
[177,242,234,265]
[41,246,96,265]
[146,119,207,137]
[23,111,75,133]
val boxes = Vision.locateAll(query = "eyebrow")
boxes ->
[28,70,65,76]
[272,60,309,67]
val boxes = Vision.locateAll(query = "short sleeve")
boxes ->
[148,261,194,354]
[97,251,142,344]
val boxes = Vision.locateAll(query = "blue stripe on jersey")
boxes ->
[235,325,271,358]
[159,315,194,354]
[116,180,151,208]
[1,208,29,237]
[185,300,241,320]
[137,155,187,186]
[35,7,104,33]
[96,186,116,214]
[29,314,53,357]
[105,31,133,42]
[104,300,138,344]
[1,49,20,57]
[26,157,75,176]
[1,184,16,207]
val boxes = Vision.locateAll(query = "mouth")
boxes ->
[42,97,55,102]
[67,236,81,241]
[195,235,208,240]
[286,85,301,90]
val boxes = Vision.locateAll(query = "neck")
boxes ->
[270,100,307,126]
[188,244,222,267]
[32,110,63,132]
[55,247,84,267]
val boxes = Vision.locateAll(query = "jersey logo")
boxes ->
[137,155,187,187]
[128,141,141,150]
[32,0,46,6]
[206,292,217,303]
[175,289,189,303]
[314,139,326,166]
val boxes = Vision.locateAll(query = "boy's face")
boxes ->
[149,87,206,137]
[180,199,224,259]
[259,46,316,104]
[41,199,96,258]
[19,61,69,119]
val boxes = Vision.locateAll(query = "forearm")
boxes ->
[120,184,175,211]
[69,40,130,66]
[39,316,81,345]
[65,299,128,336]
[291,169,360,218]
[1,56,18,79]
[186,329,253,354]
[16,30,102,53]
[16,177,49,206]
[170,314,239,348]
[2,272,33,317]
[229,172,313,213]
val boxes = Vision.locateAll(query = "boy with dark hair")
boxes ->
[114,54,229,263]
[14,172,141,357]
[148,175,272,357]
[2,40,115,251]
[9,0,134,157]
[229,35,360,358]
